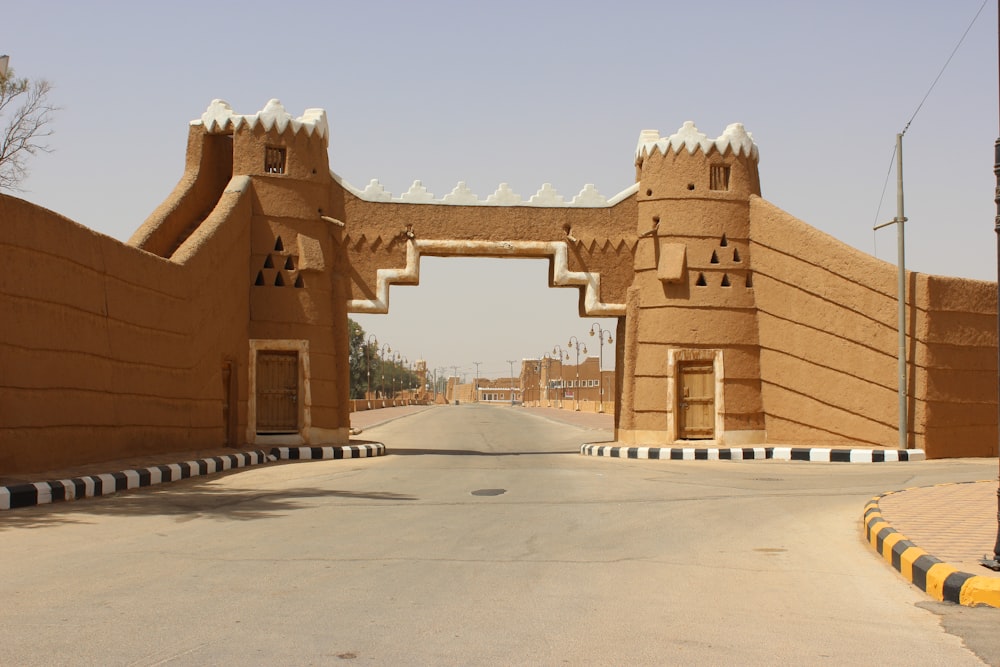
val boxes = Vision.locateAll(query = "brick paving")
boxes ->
[876,480,1000,578]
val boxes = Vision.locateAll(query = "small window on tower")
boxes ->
[265,146,287,174]
[710,165,730,191]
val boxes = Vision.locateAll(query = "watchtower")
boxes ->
[618,122,765,445]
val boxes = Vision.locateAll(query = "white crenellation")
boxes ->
[635,121,758,162]
[193,99,329,145]
[442,181,479,205]
[400,180,435,203]
[485,183,522,205]
[337,174,636,208]
[529,183,565,206]
[360,179,392,202]
[570,184,608,207]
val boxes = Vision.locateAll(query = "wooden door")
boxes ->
[678,363,714,440]
[256,351,298,433]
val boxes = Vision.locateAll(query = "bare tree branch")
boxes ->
[0,67,59,191]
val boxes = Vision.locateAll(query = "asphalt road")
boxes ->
[2,404,999,665]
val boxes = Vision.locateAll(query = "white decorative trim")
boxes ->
[400,180,436,203]
[636,121,758,162]
[331,170,640,209]
[347,239,625,316]
[570,184,607,206]
[193,99,328,145]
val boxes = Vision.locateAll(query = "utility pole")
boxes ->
[473,361,482,403]
[873,133,908,450]
[983,0,1000,571]
[507,360,517,406]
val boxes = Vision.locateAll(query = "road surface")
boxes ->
[2,404,998,665]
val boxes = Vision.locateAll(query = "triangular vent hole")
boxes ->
[274,272,285,287]
[294,275,304,288]
[733,248,741,262]
[254,271,265,286]
[695,273,707,287]
[710,250,719,264]
[720,234,728,247]
[284,256,295,270]
[274,236,284,252]
[263,255,274,269]
[721,274,731,287]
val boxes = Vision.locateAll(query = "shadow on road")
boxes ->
[387,448,576,457]
[0,481,417,529]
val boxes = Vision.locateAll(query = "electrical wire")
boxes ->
[873,0,989,250]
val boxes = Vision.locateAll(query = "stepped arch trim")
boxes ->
[346,239,626,316]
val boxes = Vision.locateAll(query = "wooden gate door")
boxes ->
[256,351,299,433]
[678,362,715,440]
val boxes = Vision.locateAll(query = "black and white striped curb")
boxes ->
[863,486,1000,607]
[581,444,925,462]
[270,443,385,460]
[0,443,386,511]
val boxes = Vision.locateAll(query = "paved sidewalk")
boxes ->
[864,479,1000,607]
[876,480,999,577]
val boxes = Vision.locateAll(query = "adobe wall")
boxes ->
[916,274,998,457]
[749,197,998,457]
[0,186,252,473]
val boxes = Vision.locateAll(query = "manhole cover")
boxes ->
[471,488,506,496]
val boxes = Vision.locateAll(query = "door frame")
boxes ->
[247,339,312,446]
[666,349,725,444]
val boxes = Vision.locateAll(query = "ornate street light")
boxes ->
[552,345,569,408]
[379,343,392,403]
[567,336,588,411]
[365,333,378,409]
[590,323,614,413]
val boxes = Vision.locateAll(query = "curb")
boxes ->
[863,485,1000,608]
[0,443,386,511]
[581,444,925,462]
[271,443,385,460]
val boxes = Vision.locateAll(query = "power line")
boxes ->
[902,0,989,137]
[874,0,989,248]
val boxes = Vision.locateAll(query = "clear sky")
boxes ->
[4,1,996,380]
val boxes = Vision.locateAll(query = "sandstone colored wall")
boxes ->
[750,197,998,457]
[0,184,252,474]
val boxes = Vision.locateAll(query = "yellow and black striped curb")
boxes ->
[863,485,1000,608]
[0,443,385,511]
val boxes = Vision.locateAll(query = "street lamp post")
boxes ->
[473,361,482,403]
[567,336,587,411]
[590,323,613,414]
[391,353,405,406]
[552,345,569,408]
[507,359,517,406]
[379,343,391,405]
[365,333,378,409]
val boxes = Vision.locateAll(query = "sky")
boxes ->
[3,0,997,381]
